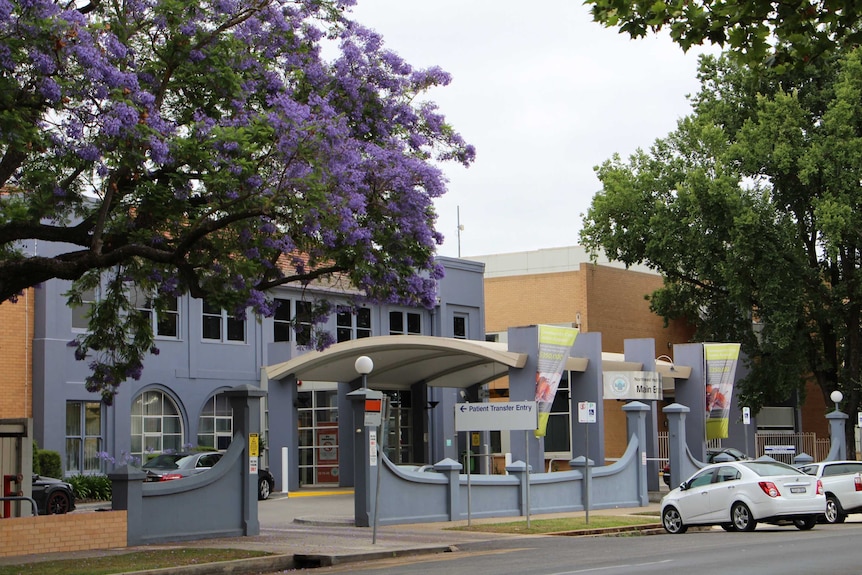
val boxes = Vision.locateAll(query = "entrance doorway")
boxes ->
[297,383,339,485]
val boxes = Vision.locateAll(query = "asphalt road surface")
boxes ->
[284,522,862,575]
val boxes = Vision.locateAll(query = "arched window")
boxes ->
[198,393,233,451]
[131,390,183,461]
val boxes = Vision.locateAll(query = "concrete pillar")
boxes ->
[623,338,659,491]
[506,326,544,472]
[623,401,650,505]
[663,403,692,488]
[826,409,848,461]
[505,460,530,517]
[348,387,382,527]
[225,384,266,536]
[108,465,147,546]
[433,458,462,521]
[672,344,707,461]
[571,332,605,464]
[267,373,299,492]
[569,456,595,510]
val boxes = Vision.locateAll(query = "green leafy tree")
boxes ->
[585,0,862,66]
[581,49,862,455]
[0,0,474,402]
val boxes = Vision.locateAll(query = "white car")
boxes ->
[796,460,862,524]
[661,460,825,534]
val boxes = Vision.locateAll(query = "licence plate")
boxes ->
[790,487,806,493]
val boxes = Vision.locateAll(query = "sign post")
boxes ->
[454,401,538,526]
[578,401,596,524]
[742,407,751,457]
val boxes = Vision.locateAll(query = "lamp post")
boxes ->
[831,390,844,412]
[355,356,373,389]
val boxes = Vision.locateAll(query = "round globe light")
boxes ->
[355,355,374,375]
[830,390,843,404]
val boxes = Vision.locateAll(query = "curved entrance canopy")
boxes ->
[266,335,529,391]
[264,335,693,392]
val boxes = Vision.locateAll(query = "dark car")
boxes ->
[662,447,749,487]
[31,474,76,515]
[258,468,275,501]
[142,451,224,482]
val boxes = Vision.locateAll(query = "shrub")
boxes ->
[35,449,62,479]
[67,475,112,501]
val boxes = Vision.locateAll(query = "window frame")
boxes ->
[389,310,421,336]
[71,287,97,332]
[201,300,246,343]
[336,307,372,342]
[273,298,291,342]
[65,401,102,476]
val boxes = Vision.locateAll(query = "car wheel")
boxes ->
[258,477,271,501]
[825,495,846,524]
[720,523,736,532]
[662,506,688,534]
[731,502,756,532]
[793,516,817,530]
[45,491,71,515]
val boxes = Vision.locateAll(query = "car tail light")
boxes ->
[817,479,824,495]
[758,481,781,498]
[855,475,862,492]
[160,473,183,481]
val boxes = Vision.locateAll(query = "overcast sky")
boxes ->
[348,1,716,258]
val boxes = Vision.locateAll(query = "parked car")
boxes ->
[142,451,275,501]
[142,451,224,482]
[661,447,749,487]
[258,468,275,501]
[796,460,862,524]
[31,474,76,515]
[661,460,824,534]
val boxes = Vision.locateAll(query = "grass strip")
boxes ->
[449,515,660,535]
[0,548,272,575]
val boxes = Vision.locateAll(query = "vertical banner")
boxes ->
[704,343,741,440]
[534,325,579,437]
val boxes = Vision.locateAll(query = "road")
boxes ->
[282,522,862,575]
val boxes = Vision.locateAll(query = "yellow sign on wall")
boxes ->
[249,433,259,457]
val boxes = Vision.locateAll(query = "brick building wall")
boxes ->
[0,511,127,557]
[0,290,33,419]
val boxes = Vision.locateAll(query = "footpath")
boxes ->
[0,489,665,573]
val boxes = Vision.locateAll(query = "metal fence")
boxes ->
[656,432,831,466]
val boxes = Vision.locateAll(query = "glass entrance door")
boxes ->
[297,384,339,485]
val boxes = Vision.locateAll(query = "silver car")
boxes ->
[142,452,223,482]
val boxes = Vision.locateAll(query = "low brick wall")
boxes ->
[0,511,127,557]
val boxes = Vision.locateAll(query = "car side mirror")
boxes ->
[678,482,688,491]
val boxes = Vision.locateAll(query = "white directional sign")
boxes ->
[454,401,538,431]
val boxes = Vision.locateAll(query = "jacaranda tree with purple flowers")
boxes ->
[0,0,474,402]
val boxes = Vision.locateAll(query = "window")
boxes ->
[71,287,97,331]
[336,307,371,342]
[453,314,468,339]
[131,287,179,338]
[544,371,571,453]
[197,393,233,451]
[131,390,183,461]
[273,298,291,342]
[65,401,102,475]
[295,301,313,346]
[202,301,245,342]
[389,311,421,335]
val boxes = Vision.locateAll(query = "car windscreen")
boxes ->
[741,461,804,477]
